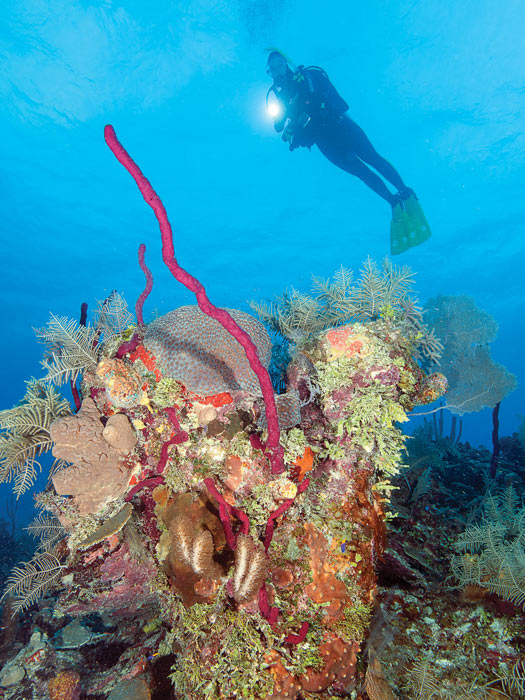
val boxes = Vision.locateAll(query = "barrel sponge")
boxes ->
[143,305,272,396]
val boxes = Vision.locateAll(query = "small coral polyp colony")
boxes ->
[1,263,446,700]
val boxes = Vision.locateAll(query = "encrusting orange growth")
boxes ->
[302,522,352,616]
[129,344,162,381]
[300,637,359,692]
[152,484,171,508]
[48,670,81,700]
[223,455,244,492]
[266,637,360,698]
[272,567,294,588]
[194,391,234,407]
[292,446,314,482]
[326,326,364,356]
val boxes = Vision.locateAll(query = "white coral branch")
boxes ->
[233,534,267,603]
[171,517,217,577]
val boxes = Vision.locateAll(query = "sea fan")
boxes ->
[423,295,516,414]
[444,345,517,416]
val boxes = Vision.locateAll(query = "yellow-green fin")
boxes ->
[390,195,431,255]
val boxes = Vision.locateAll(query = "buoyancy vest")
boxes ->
[270,66,349,148]
[294,66,349,119]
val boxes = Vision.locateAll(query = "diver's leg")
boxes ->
[317,140,397,204]
[343,119,406,191]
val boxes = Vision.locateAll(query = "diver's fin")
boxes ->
[403,194,432,246]
[390,194,432,255]
[390,203,412,255]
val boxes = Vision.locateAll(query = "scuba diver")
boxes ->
[265,50,431,254]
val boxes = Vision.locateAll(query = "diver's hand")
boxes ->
[274,117,286,133]
[296,112,311,129]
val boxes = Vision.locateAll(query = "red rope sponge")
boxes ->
[135,243,153,326]
[104,125,284,475]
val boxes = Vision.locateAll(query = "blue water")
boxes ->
[1,0,524,522]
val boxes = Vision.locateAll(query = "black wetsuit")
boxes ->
[272,66,406,204]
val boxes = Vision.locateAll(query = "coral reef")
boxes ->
[2,126,521,700]
[1,289,446,697]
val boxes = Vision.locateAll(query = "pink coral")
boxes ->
[326,326,353,350]
[326,326,364,357]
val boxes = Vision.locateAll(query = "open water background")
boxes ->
[1,0,523,523]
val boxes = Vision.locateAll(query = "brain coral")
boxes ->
[143,305,272,396]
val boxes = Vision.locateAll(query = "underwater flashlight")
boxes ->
[267,102,281,118]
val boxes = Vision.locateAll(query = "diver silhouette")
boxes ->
[266,50,432,253]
